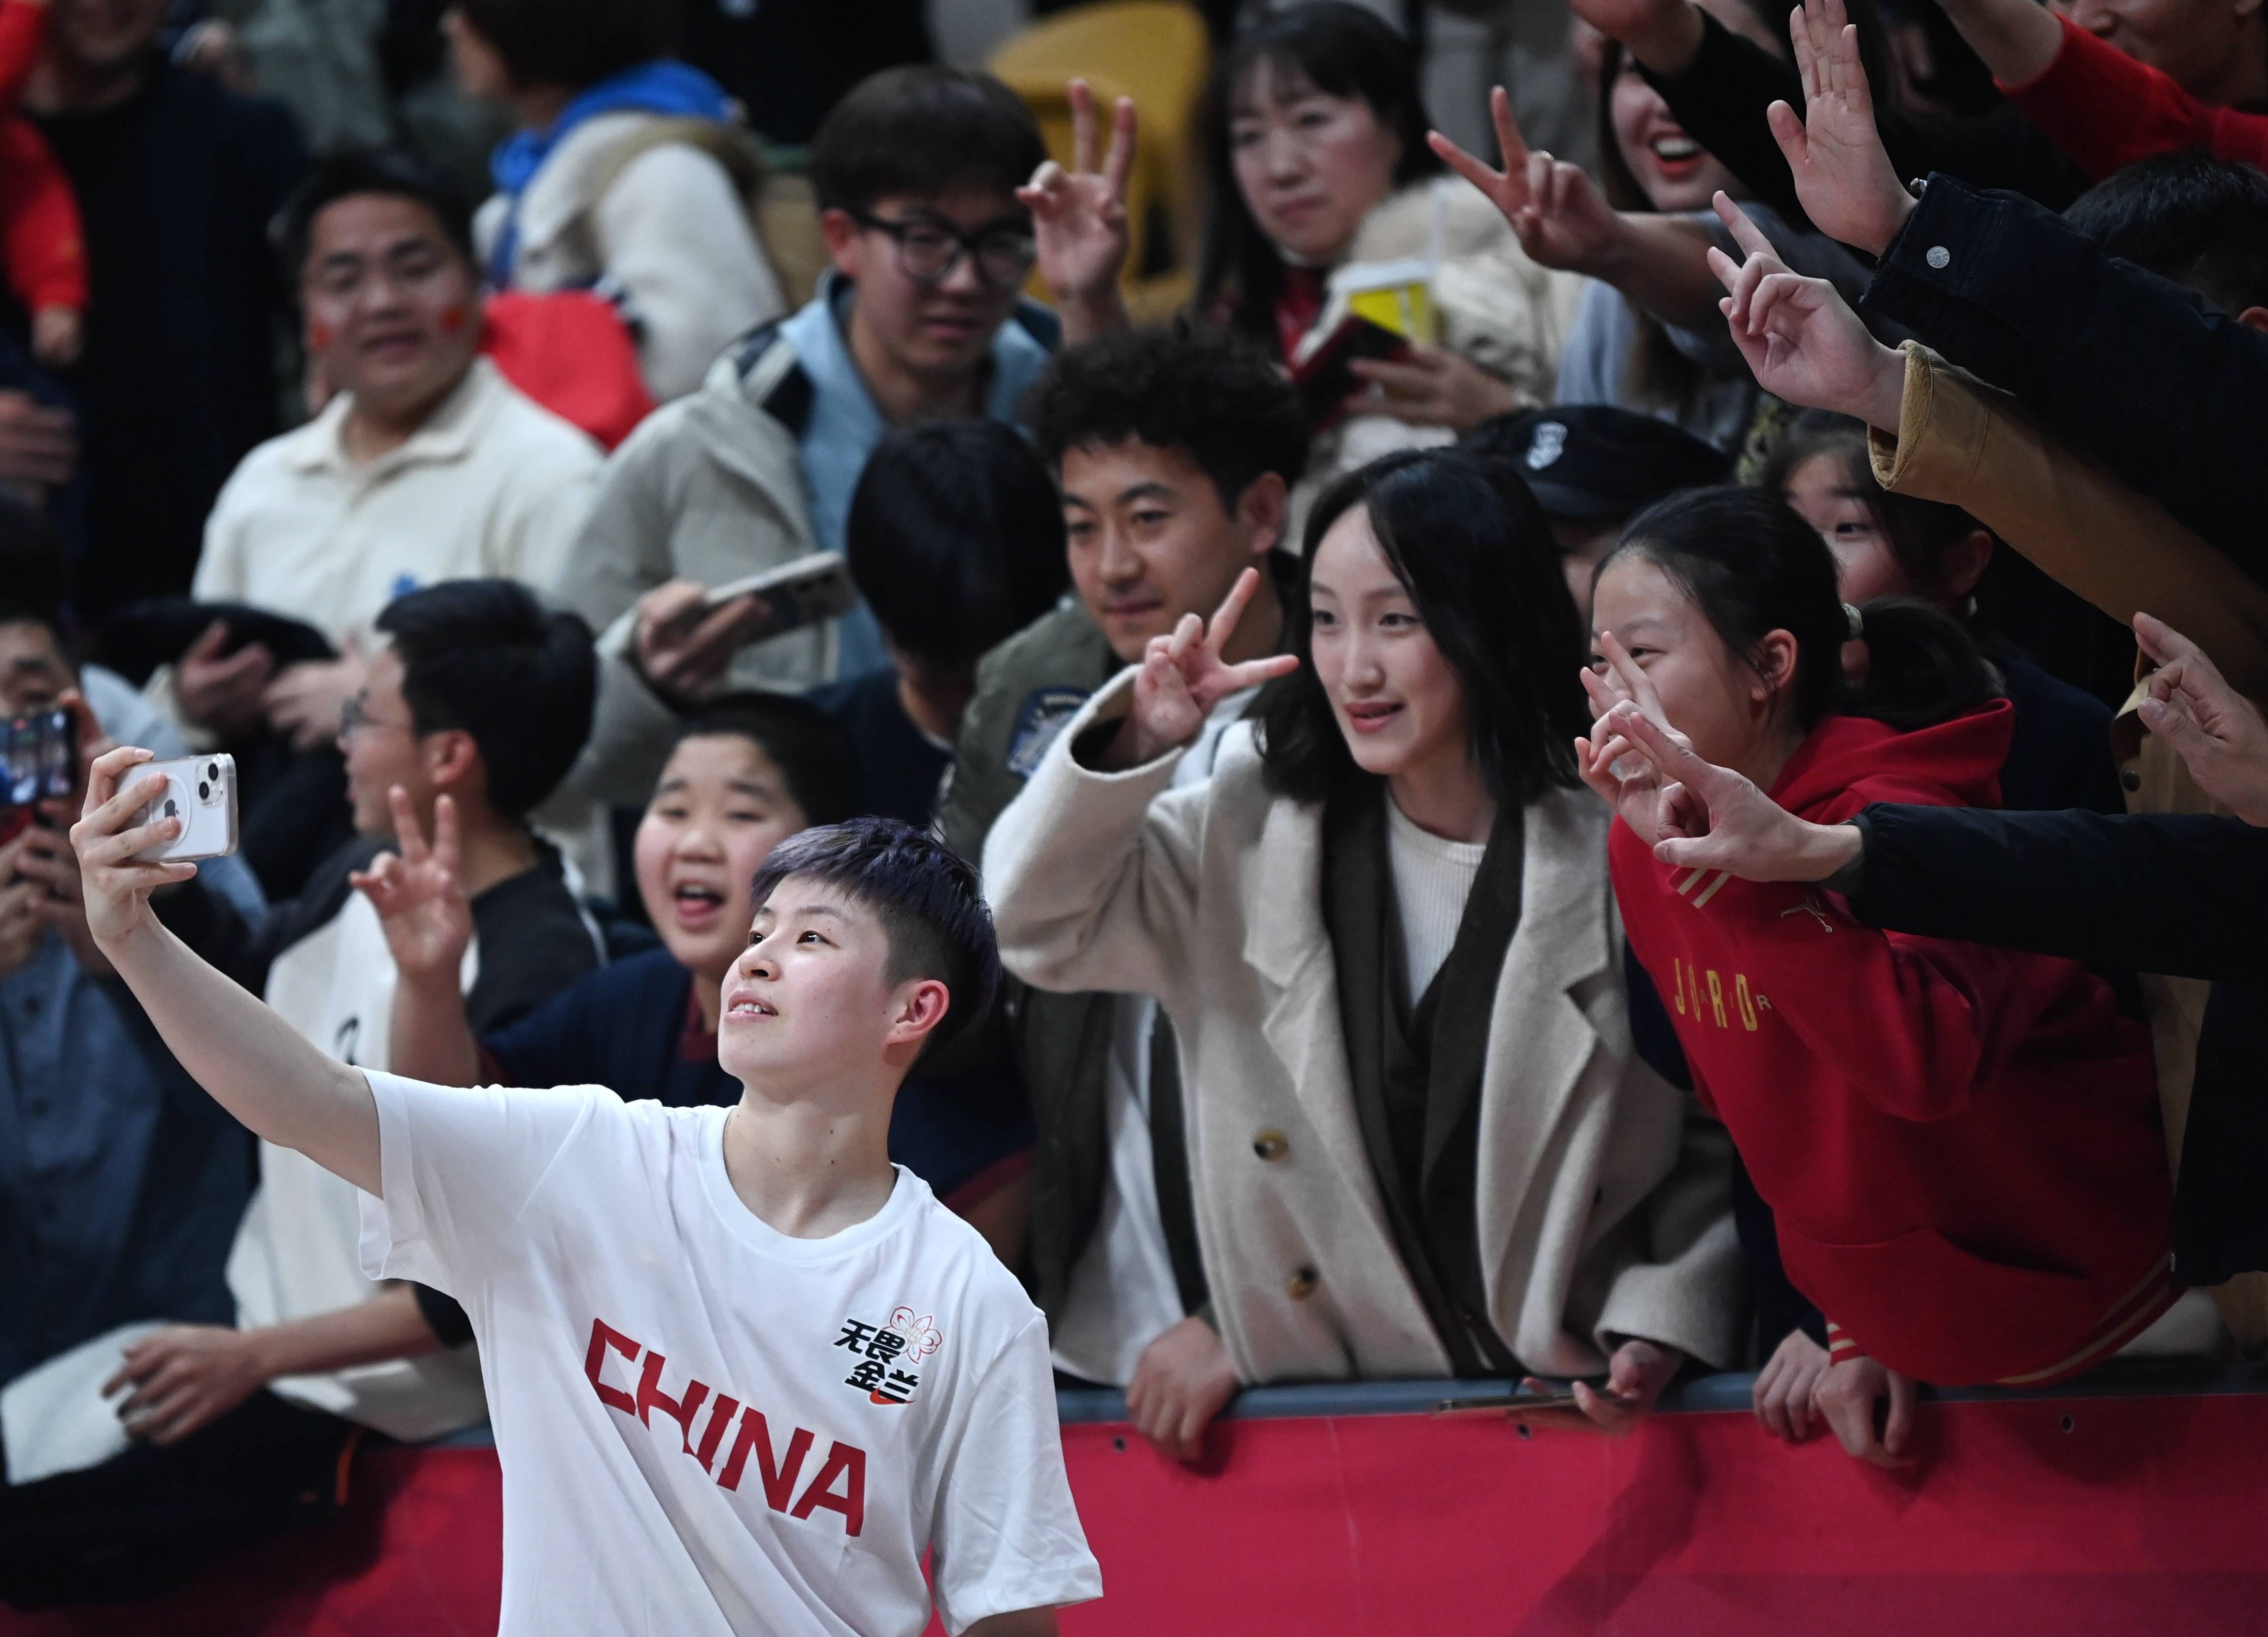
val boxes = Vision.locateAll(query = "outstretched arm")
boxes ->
[73,746,380,1194]
[1432,88,1723,327]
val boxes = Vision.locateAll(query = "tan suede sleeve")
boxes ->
[1868,342,2268,702]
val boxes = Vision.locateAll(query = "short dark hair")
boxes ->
[1605,486,1998,734]
[453,0,675,92]
[846,422,1068,673]
[375,580,597,818]
[2065,150,2268,316]
[664,692,863,828]
[808,66,1047,218]
[1026,322,1310,516]
[277,147,474,281]
[748,816,1001,1057]
[1197,2,1445,349]
[1258,448,1590,805]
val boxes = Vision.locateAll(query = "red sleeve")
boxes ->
[0,117,85,312]
[0,1,48,109]
[2003,16,2268,179]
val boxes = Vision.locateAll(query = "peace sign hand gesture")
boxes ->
[1121,568,1300,766]
[350,788,472,987]
[1597,702,1865,880]
[1575,631,1683,843]
[1429,87,1625,275]
[1767,0,1915,255]
[1705,192,1906,430]
[1020,78,1136,341]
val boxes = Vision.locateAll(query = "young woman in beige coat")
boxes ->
[984,449,1742,1451]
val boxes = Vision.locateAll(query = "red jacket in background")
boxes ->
[1609,704,2174,1386]
[0,0,85,316]
[2005,16,2268,181]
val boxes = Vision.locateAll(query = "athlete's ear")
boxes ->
[883,978,950,1051]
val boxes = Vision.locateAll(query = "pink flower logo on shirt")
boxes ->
[888,1308,943,1364]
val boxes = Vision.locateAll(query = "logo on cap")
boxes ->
[1525,421,1568,471]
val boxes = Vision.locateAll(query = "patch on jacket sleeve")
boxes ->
[1006,687,1092,779]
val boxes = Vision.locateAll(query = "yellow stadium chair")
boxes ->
[989,0,1211,322]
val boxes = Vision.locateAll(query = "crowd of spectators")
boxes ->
[6,0,2268,1608]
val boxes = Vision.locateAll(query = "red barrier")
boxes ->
[6,1395,2267,1635]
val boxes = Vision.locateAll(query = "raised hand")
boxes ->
[1430,88,1629,275]
[1019,78,1135,341]
[1706,193,1906,429]
[2135,613,2268,825]
[70,746,201,949]
[1574,631,1681,841]
[1598,702,1866,880]
[350,787,472,986]
[1767,0,1915,255]
[1122,567,1300,765]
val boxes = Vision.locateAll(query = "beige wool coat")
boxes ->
[983,674,1743,1384]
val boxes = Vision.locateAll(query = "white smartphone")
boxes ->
[131,753,239,862]
[699,551,861,643]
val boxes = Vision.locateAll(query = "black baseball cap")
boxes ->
[1459,406,1729,522]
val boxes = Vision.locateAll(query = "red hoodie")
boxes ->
[1609,704,2174,1386]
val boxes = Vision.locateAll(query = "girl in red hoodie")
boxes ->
[1581,485,2172,1467]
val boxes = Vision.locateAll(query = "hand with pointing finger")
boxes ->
[1116,568,1300,767]
[2135,613,2268,826]
[1020,77,1136,342]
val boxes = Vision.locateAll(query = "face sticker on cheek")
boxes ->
[308,320,333,351]
[440,305,467,334]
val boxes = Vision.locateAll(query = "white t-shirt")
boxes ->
[357,1072,1101,1637]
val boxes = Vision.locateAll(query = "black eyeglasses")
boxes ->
[850,210,1037,290]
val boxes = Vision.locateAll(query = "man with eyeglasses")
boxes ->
[553,66,1138,812]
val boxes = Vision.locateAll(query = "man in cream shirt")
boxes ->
[173,150,600,757]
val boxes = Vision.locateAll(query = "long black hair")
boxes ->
[1194,2,1444,353]
[1602,485,1999,734]
[1258,448,1590,805]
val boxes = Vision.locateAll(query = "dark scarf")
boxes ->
[1323,785,1526,1377]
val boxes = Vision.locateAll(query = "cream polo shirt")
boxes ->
[193,357,604,644]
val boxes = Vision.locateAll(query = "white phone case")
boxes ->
[132,753,240,862]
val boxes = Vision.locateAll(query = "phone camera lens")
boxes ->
[206,762,220,782]
[198,781,210,801]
